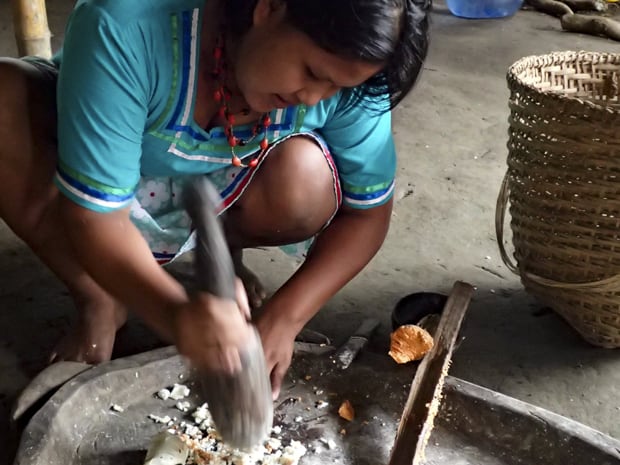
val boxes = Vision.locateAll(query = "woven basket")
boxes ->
[496,51,620,348]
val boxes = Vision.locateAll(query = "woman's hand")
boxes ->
[255,310,299,401]
[174,278,252,374]
[250,202,394,398]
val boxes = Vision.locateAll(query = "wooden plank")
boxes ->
[388,281,474,465]
[10,0,52,58]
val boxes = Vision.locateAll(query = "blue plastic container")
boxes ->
[446,0,524,18]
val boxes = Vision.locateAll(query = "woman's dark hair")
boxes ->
[224,0,431,112]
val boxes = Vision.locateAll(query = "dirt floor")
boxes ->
[1,1,620,464]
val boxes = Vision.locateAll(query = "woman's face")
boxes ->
[233,0,384,113]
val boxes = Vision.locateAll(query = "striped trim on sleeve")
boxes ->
[342,180,395,208]
[54,163,136,212]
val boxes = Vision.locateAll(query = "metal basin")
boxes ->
[12,347,620,465]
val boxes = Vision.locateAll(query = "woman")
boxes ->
[0,0,429,399]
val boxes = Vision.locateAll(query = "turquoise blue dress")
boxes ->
[51,0,397,262]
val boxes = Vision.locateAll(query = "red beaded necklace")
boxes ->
[212,35,270,168]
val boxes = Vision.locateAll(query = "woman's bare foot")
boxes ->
[49,294,127,364]
[232,250,267,310]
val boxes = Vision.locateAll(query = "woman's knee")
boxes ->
[259,135,338,229]
[227,135,339,247]
[0,59,58,232]
[0,58,56,137]
[0,59,30,132]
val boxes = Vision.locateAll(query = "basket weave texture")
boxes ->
[496,51,620,348]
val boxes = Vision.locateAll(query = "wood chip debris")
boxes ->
[176,401,191,412]
[157,389,171,400]
[315,400,329,409]
[338,400,355,421]
[319,438,338,450]
[169,383,191,400]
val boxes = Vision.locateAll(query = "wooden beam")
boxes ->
[10,0,52,58]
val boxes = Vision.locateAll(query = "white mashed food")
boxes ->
[147,388,307,465]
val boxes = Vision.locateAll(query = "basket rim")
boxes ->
[507,50,620,116]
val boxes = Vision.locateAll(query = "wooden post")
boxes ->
[10,0,52,59]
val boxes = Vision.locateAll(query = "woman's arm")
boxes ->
[59,196,251,372]
[256,198,393,397]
